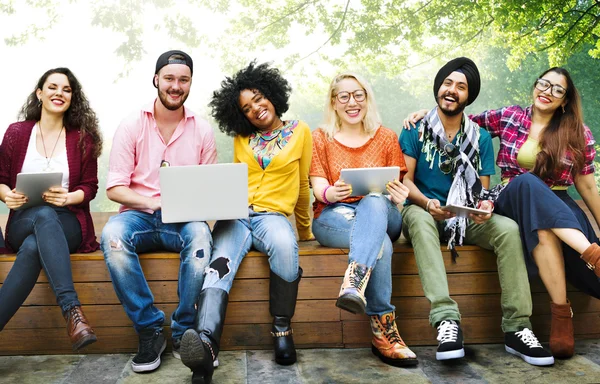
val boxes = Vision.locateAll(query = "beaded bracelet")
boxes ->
[322,185,334,205]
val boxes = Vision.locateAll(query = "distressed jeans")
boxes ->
[402,204,533,332]
[202,209,300,292]
[312,194,402,316]
[101,210,212,340]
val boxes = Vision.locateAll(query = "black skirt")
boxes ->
[495,172,600,299]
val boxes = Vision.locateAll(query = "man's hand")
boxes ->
[470,200,493,224]
[428,199,456,221]
[146,196,161,212]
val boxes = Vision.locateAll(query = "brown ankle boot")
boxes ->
[336,261,372,315]
[370,312,418,367]
[64,306,97,351]
[549,300,574,358]
[581,243,600,277]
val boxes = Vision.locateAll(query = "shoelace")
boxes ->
[515,328,543,348]
[68,307,83,327]
[437,320,459,344]
[139,332,158,354]
[382,315,404,345]
[351,264,367,290]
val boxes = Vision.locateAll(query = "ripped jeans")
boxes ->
[101,209,212,340]
[202,209,300,293]
[312,194,402,315]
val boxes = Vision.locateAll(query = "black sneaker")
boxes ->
[436,320,465,360]
[131,328,166,373]
[505,328,554,366]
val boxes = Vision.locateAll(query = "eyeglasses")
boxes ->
[439,143,460,174]
[335,89,366,104]
[535,78,567,99]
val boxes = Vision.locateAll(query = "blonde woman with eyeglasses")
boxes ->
[309,72,418,367]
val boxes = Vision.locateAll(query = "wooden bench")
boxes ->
[1,210,599,355]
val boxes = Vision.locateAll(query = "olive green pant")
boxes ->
[402,204,532,332]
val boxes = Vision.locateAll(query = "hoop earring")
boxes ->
[38,98,42,107]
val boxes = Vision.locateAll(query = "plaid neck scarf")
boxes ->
[420,108,482,262]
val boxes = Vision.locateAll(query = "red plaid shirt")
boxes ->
[470,105,596,188]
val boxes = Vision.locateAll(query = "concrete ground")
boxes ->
[2,341,600,384]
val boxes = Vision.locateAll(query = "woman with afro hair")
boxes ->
[179,61,312,384]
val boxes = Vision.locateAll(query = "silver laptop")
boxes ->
[159,163,249,223]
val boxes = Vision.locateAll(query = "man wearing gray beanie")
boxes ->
[399,58,554,366]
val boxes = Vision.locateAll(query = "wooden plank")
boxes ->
[3,300,340,329]
[0,322,343,355]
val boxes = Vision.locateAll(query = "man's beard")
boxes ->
[437,93,467,116]
[158,88,188,111]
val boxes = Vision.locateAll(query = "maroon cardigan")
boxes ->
[0,121,99,253]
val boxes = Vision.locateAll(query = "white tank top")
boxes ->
[21,123,70,188]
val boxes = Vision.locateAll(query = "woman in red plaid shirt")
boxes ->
[405,67,600,359]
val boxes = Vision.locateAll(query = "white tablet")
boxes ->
[441,204,490,217]
[14,172,63,210]
[340,166,400,197]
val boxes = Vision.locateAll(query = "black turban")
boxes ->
[433,57,480,105]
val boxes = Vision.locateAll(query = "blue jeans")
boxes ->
[101,210,212,340]
[312,194,402,316]
[0,206,82,330]
[202,209,300,292]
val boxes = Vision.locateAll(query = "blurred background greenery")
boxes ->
[1,0,599,213]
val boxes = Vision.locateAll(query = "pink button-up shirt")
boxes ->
[107,100,217,212]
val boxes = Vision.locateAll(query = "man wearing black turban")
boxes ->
[398,58,554,366]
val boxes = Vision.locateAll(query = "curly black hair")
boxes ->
[19,67,103,158]
[209,61,291,137]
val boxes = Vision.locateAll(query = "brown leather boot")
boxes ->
[370,312,418,367]
[336,261,372,315]
[581,243,600,277]
[549,300,574,358]
[64,306,97,351]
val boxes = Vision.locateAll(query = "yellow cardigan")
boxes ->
[234,120,312,240]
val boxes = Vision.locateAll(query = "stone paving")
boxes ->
[2,340,600,383]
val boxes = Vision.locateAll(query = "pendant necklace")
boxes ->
[39,122,64,172]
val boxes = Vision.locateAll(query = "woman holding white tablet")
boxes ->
[0,67,102,350]
[309,72,417,366]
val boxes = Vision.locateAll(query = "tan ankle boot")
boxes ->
[581,243,600,277]
[370,312,418,366]
[336,261,372,314]
[549,300,574,358]
[64,306,97,351]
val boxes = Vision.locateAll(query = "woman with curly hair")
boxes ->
[179,62,311,384]
[310,72,417,367]
[0,67,102,350]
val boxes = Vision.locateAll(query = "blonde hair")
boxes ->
[321,72,382,140]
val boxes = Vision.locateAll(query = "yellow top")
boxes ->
[502,136,568,190]
[233,120,313,239]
